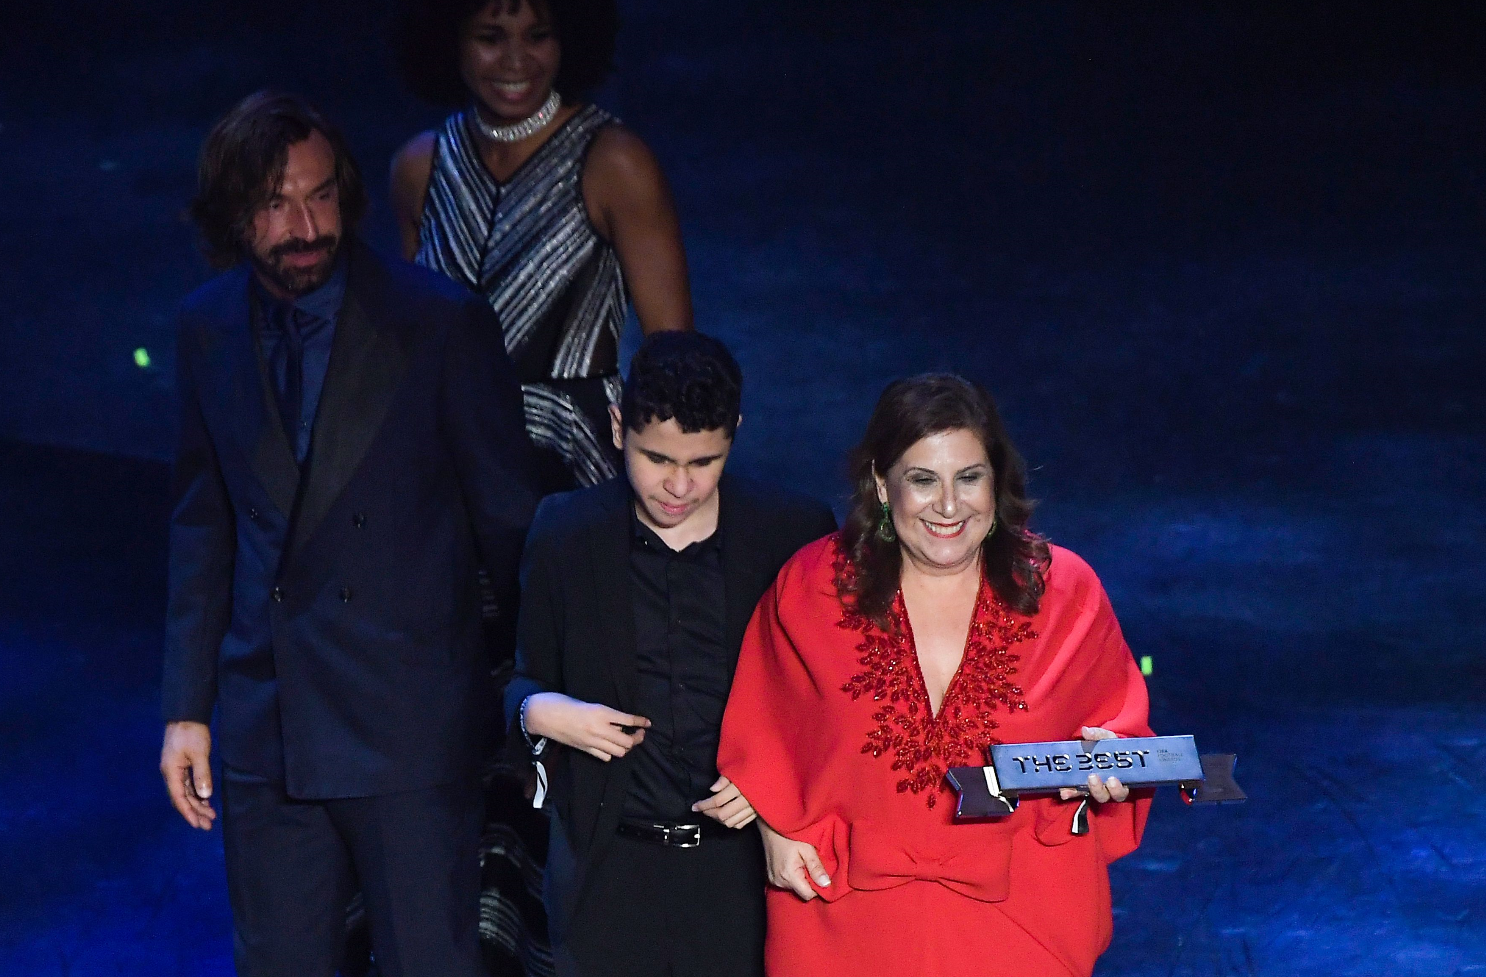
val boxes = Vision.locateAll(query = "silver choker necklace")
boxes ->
[471,91,561,143]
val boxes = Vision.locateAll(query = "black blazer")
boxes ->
[162,241,539,800]
[503,474,836,919]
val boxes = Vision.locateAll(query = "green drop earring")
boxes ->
[876,500,897,543]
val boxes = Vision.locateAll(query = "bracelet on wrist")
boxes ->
[519,695,548,756]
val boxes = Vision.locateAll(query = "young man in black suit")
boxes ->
[158,91,538,977]
[505,332,838,977]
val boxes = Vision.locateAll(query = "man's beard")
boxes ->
[250,235,341,297]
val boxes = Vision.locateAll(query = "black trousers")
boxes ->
[221,766,484,977]
[560,829,766,977]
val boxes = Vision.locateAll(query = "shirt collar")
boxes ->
[630,496,723,556]
[294,251,348,323]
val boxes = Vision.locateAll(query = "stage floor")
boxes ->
[0,436,1481,976]
[2,2,1484,973]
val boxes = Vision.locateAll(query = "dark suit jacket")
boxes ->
[162,240,539,800]
[503,474,837,933]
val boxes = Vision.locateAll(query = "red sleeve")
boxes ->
[717,572,807,826]
[1027,548,1154,863]
[718,541,853,900]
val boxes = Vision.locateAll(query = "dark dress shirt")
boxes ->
[624,506,731,822]
[252,255,347,463]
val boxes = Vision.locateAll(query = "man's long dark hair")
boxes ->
[189,91,367,269]
[836,374,1050,629]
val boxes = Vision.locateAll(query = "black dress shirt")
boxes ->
[624,506,731,822]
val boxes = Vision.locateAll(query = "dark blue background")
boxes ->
[1,2,1483,974]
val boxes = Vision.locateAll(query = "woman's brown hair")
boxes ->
[836,374,1050,628]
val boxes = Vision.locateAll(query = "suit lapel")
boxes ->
[579,480,641,861]
[288,246,409,558]
[211,269,300,518]
[588,480,639,711]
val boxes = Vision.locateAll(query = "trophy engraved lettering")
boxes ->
[945,735,1245,823]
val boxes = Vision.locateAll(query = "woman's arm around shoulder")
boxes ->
[390,130,438,261]
[581,123,692,334]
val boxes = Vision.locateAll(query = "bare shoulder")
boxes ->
[392,130,438,179]
[390,130,438,214]
[583,123,666,192]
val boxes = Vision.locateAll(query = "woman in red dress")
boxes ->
[717,375,1153,977]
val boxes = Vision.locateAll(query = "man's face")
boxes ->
[611,406,734,533]
[246,130,342,298]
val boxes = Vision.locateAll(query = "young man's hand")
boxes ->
[692,776,756,828]
[523,693,651,762]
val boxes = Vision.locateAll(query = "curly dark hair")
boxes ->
[620,331,741,437]
[394,0,620,107]
[836,374,1050,629]
[188,91,366,270]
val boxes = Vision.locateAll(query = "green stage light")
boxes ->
[1139,655,1153,677]
[134,347,151,369]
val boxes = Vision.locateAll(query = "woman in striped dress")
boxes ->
[381,3,693,975]
[391,0,692,494]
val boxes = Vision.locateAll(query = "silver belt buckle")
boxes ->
[668,824,703,848]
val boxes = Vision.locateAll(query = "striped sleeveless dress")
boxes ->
[417,104,627,491]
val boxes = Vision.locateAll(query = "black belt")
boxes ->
[616,820,732,848]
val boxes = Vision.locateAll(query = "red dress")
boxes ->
[717,537,1153,977]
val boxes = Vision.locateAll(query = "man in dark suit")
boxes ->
[158,91,538,977]
[504,332,837,977]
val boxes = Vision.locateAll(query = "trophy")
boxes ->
[945,735,1245,833]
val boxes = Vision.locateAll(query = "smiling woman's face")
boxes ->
[876,428,996,577]
[459,0,561,123]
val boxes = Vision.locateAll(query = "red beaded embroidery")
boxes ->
[838,556,1034,808]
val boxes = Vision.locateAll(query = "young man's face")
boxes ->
[246,130,342,299]
[611,406,734,533]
